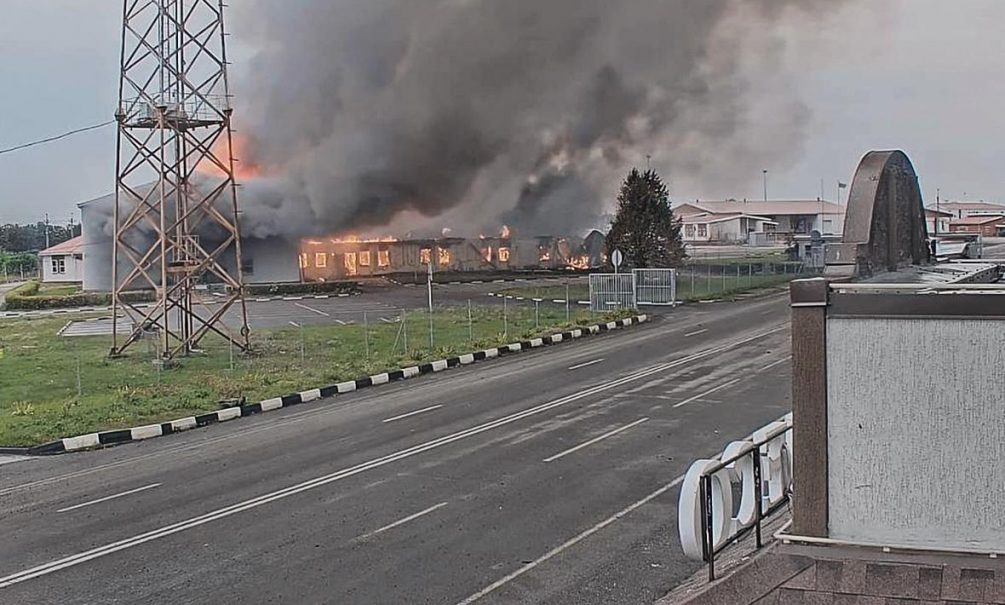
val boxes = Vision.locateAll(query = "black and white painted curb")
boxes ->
[21,314,648,455]
[485,292,592,306]
[0,293,359,319]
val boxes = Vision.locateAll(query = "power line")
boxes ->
[0,120,115,157]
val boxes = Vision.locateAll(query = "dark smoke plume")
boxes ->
[230,0,844,238]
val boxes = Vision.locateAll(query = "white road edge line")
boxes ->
[293,302,331,317]
[684,328,708,337]
[0,325,783,590]
[456,475,685,605]
[567,358,604,371]
[381,405,444,424]
[759,356,792,372]
[672,378,741,409]
[354,502,448,542]
[543,418,649,463]
[57,484,162,513]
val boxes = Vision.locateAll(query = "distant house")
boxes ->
[949,215,1005,237]
[924,208,953,235]
[39,236,84,283]
[680,213,777,244]
[676,200,844,244]
[933,201,1005,219]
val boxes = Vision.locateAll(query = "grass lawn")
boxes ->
[0,305,630,446]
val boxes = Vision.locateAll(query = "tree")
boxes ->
[605,168,686,268]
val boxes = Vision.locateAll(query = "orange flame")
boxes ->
[500,225,511,238]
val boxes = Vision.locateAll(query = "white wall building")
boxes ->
[39,236,84,283]
[676,199,845,244]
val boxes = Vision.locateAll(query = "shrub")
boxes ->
[3,283,155,311]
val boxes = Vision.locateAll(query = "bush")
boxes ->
[3,281,155,311]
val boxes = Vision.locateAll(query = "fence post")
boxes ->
[428,307,434,350]
[721,264,726,294]
[467,299,473,342]
[565,283,570,323]
[402,308,408,354]
[503,295,508,338]
[534,300,540,329]
[690,262,695,299]
[73,339,82,398]
[363,310,370,362]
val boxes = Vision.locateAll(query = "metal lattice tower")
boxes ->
[112,0,250,358]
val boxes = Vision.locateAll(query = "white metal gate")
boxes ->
[589,273,637,312]
[633,268,677,305]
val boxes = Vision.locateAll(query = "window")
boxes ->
[685,224,696,238]
[315,252,327,268]
[420,248,432,265]
[359,250,372,266]
[697,224,708,238]
[377,249,390,268]
[344,252,358,276]
[498,247,511,263]
[438,247,451,266]
[299,253,309,269]
[50,256,66,274]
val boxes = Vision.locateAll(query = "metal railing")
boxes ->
[696,421,793,581]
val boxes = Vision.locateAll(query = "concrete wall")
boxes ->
[826,317,1005,550]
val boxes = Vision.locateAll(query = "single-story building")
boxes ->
[924,208,953,235]
[680,213,777,244]
[676,199,844,244]
[39,236,84,283]
[78,189,605,290]
[931,201,1005,219]
[949,215,1005,237]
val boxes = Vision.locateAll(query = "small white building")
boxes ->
[39,236,84,283]
[681,213,777,244]
[677,200,845,244]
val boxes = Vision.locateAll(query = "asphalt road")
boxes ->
[0,293,792,604]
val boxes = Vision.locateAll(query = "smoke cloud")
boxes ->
[229,0,846,238]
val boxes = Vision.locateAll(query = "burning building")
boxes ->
[298,232,606,281]
[77,191,604,290]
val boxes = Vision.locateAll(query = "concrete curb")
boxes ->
[21,314,649,455]
[484,292,592,306]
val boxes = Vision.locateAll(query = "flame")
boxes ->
[199,133,263,180]
[498,247,511,263]
[500,225,511,238]
[539,249,552,262]
[567,255,591,270]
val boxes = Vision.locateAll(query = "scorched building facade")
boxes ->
[79,191,605,290]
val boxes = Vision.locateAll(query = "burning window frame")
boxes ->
[359,250,372,267]
[315,252,327,268]
[420,248,432,265]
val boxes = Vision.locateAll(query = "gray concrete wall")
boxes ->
[237,237,300,284]
[826,317,1005,550]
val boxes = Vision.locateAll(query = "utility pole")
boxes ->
[762,170,768,203]
[936,188,941,235]
[44,213,50,250]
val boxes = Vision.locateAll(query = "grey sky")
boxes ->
[0,0,1003,226]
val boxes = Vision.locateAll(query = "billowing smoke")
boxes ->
[229,0,845,238]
